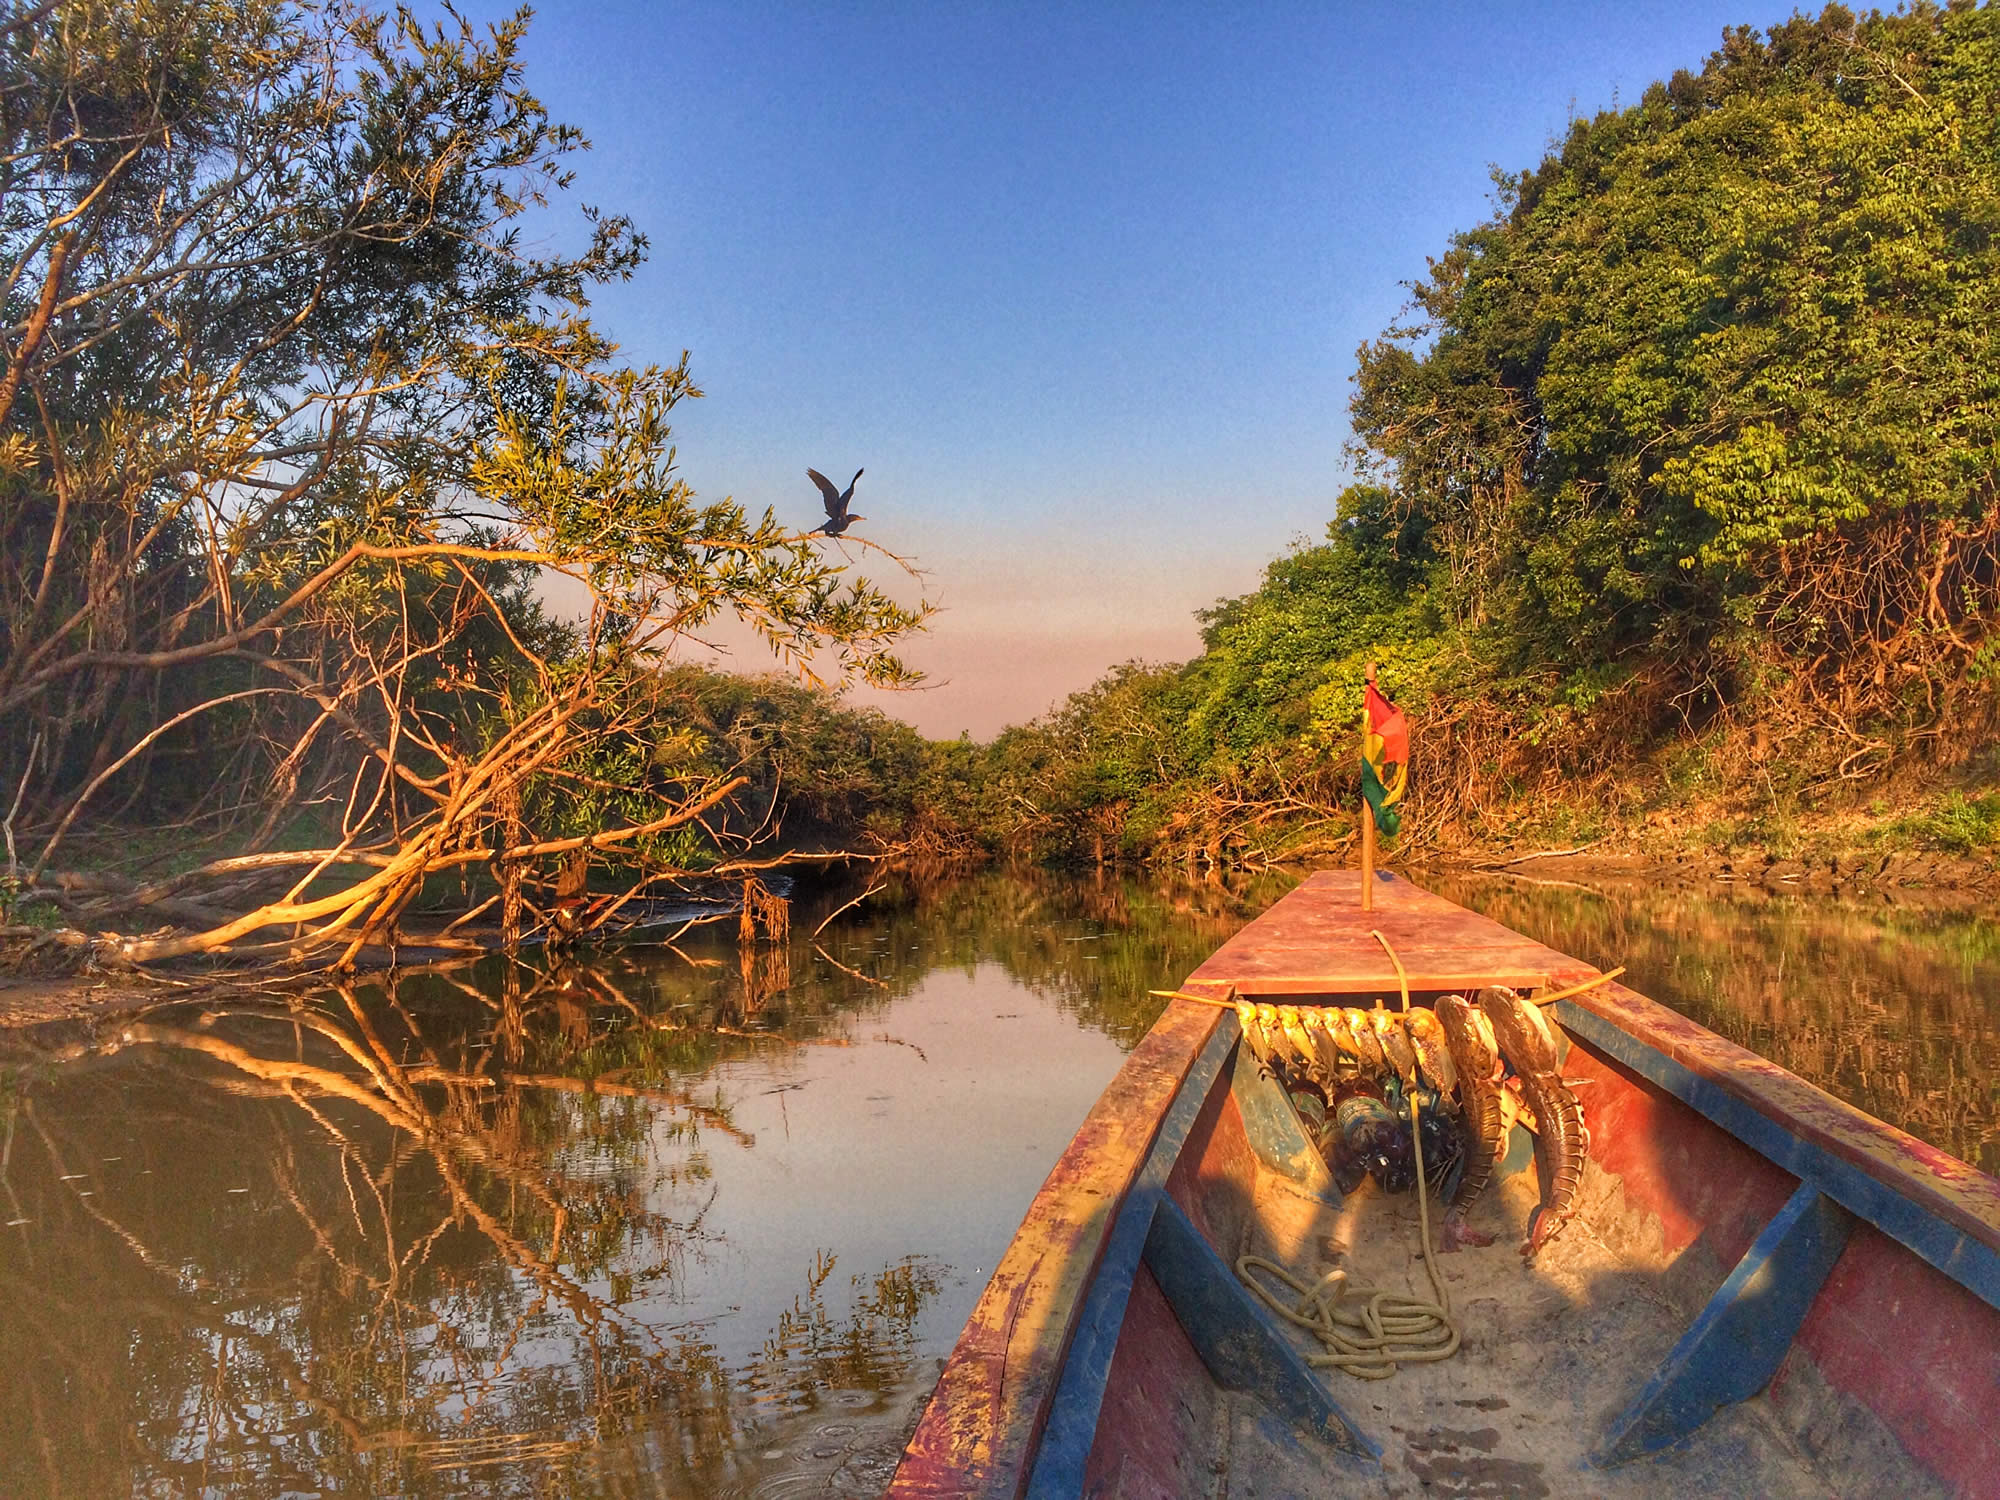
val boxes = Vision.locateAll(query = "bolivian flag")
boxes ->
[1361,681,1407,837]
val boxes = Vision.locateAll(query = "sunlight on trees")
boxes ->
[0,1,930,966]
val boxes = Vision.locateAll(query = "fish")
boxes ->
[1370,1007,1420,1088]
[1296,1012,1344,1080]
[1403,1007,1457,1095]
[1434,994,1503,1248]
[1235,999,1277,1067]
[1341,1007,1385,1069]
[1276,1004,1319,1073]
[1319,1006,1361,1064]
[1253,1002,1283,1066]
[1480,984,1589,1260]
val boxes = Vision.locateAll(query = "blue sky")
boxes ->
[489,0,1784,736]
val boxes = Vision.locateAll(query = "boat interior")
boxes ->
[1081,1023,1902,1498]
[891,873,2000,1500]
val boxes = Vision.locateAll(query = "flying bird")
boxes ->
[807,467,865,536]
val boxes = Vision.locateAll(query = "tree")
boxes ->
[1352,2,2000,762]
[0,1,927,967]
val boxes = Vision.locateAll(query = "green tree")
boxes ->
[1353,2,2000,748]
[0,1,927,965]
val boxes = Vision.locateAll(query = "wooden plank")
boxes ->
[1142,1193,1374,1457]
[1184,871,1601,997]
[1595,1183,1856,1465]
[889,998,1223,1500]
[1558,987,2000,1271]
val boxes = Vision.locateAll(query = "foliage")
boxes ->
[1905,791,2000,853]
[938,4,2000,866]
[0,1,927,964]
[1353,1,2000,727]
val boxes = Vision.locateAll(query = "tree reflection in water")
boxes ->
[0,960,924,1494]
[0,866,1283,1497]
[10,864,1984,1495]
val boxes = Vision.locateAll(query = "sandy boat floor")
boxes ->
[1214,1154,1842,1499]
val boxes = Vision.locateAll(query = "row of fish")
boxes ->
[1231,989,1589,1258]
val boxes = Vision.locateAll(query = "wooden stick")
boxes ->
[1360,801,1377,911]
[811,880,884,939]
[1149,988,1241,1009]
[1530,966,1626,1007]
[1360,663,1377,912]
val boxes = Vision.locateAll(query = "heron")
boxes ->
[807,467,865,536]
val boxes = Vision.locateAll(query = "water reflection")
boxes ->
[0,867,1282,1498]
[8,864,1988,1496]
[1438,873,2000,1175]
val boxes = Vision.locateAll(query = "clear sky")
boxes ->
[483,0,1779,738]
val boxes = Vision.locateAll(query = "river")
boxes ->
[0,866,1993,1495]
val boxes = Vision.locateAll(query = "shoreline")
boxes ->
[2,848,1994,1032]
[1430,846,2000,909]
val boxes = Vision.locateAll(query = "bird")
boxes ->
[807,467,865,536]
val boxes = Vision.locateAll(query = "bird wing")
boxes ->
[807,468,843,518]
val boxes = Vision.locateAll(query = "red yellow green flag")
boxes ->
[1361,681,1407,837]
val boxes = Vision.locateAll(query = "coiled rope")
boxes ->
[1236,1091,1460,1378]
[1234,929,1460,1379]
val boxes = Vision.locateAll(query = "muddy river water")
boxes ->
[1,867,1994,1495]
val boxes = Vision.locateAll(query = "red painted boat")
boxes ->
[887,872,2000,1499]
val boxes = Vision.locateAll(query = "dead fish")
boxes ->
[1473,1006,1502,1070]
[1253,1002,1283,1065]
[1434,994,1503,1249]
[1235,1000,1271,1065]
[1370,1007,1420,1088]
[1404,1007,1458,1095]
[1341,1007,1385,1069]
[1277,1005,1319,1072]
[1481,985,1589,1260]
[1296,1012,1344,1080]
[1319,1006,1361,1064]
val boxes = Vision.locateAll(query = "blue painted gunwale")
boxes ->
[1024,1013,1372,1500]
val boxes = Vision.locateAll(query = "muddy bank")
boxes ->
[1434,848,2000,908]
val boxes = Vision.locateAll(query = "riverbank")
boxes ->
[1438,847,2000,908]
[4,841,1994,1033]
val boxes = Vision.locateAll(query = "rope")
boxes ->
[1236,1090,1461,1379]
[1370,928,1410,1012]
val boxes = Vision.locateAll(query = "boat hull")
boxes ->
[889,873,2000,1498]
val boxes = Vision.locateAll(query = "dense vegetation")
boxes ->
[951,3,2000,867]
[0,1,926,965]
[7,2,1998,971]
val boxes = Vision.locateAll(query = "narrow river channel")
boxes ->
[1,867,1993,1495]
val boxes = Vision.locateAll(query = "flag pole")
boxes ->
[1360,661,1377,912]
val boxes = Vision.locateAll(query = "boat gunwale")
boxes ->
[889,872,2000,1497]
[1556,982,2000,1302]
[886,997,1225,1500]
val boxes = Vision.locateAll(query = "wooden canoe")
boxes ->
[887,872,2000,1499]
